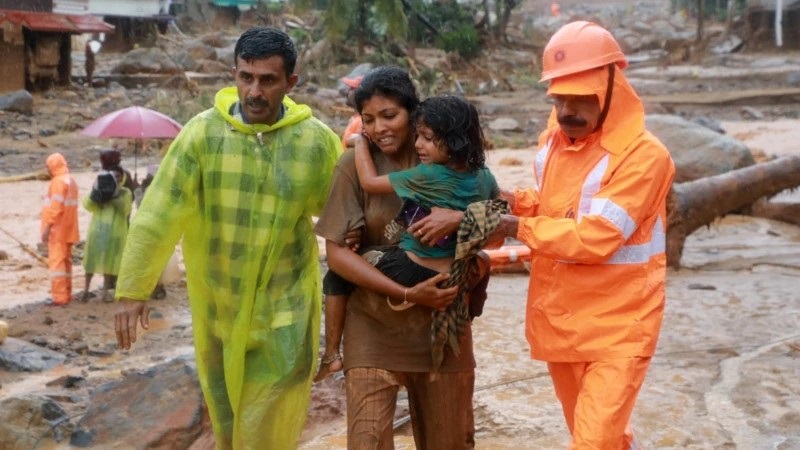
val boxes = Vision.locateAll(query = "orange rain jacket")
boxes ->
[341,114,362,150]
[41,153,79,244]
[513,67,675,362]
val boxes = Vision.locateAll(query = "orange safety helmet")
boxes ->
[540,21,628,82]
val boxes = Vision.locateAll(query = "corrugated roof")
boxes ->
[0,9,114,33]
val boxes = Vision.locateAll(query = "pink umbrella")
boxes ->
[81,106,182,180]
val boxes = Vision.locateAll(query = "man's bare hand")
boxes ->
[407,208,464,247]
[405,273,459,311]
[115,298,150,350]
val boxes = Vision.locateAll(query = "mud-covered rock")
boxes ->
[0,395,72,450]
[0,337,66,372]
[646,114,755,183]
[0,90,34,115]
[73,357,210,449]
[111,47,183,75]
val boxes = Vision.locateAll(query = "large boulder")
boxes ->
[646,114,756,183]
[111,47,183,75]
[0,337,66,372]
[71,357,210,449]
[174,43,220,71]
[0,90,34,115]
[0,395,72,449]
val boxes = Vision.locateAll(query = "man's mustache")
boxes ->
[246,97,268,108]
[557,115,587,127]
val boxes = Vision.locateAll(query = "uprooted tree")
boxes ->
[666,155,800,267]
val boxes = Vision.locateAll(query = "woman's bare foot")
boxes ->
[313,353,342,382]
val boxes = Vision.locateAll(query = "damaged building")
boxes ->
[0,2,113,93]
[747,0,800,48]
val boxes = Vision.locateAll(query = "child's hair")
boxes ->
[412,95,486,171]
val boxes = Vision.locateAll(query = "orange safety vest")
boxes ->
[514,68,675,362]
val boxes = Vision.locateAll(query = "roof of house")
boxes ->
[0,9,114,33]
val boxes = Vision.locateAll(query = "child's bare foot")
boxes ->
[314,353,342,382]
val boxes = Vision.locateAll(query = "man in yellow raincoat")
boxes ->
[113,27,342,449]
[490,21,676,448]
[41,152,79,306]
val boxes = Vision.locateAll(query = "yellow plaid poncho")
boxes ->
[116,87,342,449]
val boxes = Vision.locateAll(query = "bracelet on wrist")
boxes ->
[386,288,414,311]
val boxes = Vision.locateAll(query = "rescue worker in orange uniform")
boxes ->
[490,21,676,448]
[41,152,80,306]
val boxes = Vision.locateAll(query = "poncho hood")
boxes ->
[46,153,69,176]
[214,86,312,135]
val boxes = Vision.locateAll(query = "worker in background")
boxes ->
[41,153,80,306]
[85,40,101,87]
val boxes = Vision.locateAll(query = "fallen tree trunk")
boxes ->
[667,155,800,267]
[0,225,48,266]
[749,198,800,226]
[0,171,49,183]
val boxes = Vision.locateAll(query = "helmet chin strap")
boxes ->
[594,63,615,132]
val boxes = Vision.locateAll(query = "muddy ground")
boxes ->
[1,1,800,448]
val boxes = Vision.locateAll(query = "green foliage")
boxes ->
[408,1,482,59]
[671,0,747,19]
[373,0,408,41]
[288,27,313,47]
[440,25,481,60]
[414,66,444,97]
[319,0,353,40]
[293,0,482,60]
[295,0,408,47]
[364,51,408,68]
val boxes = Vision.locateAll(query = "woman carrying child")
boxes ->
[314,66,498,449]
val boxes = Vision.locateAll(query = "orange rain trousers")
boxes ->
[48,241,73,304]
[548,357,649,450]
